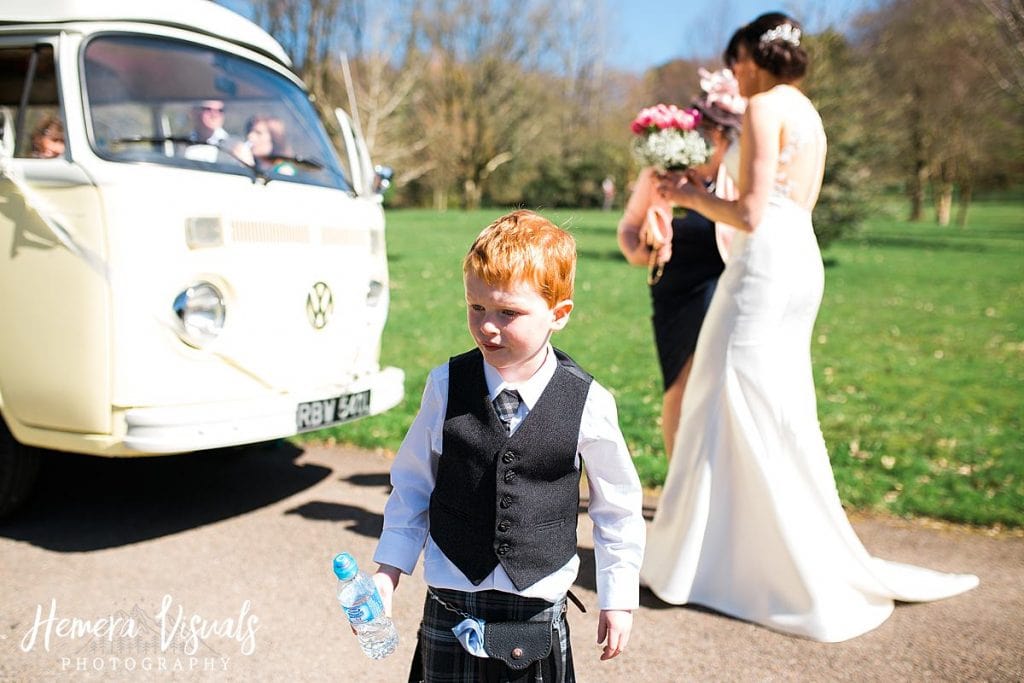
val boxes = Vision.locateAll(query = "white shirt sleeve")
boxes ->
[372,366,446,574]
[579,380,646,611]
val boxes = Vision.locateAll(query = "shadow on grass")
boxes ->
[850,235,1001,252]
[577,248,628,263]
[558,222,617,236]
[0,440,329,552]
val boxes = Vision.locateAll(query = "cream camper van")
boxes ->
[0,2,404,515]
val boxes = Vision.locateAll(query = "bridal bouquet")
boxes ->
[629,104,709,172]
[628,104,709,284]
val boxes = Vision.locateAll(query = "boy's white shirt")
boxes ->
[373,344,645,610]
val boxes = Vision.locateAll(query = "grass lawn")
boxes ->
[309,201,1023,528]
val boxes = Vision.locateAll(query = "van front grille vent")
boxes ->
[225,221,367,247]
[231,220,310,244]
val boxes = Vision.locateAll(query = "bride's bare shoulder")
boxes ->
[760,85,821,124]
[748,85,807,115]
[759,84,810,106]
[746,88,785,115]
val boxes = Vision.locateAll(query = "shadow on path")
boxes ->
[573,545,597,593]
[342,472,391,489]
[286,501,384,538]
[638,587,730,618]
[0,440,329,552]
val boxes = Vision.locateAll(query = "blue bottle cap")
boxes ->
[333,552,358,580]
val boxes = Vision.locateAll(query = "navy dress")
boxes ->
[650,209,724,390]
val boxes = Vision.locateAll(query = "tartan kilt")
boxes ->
[408,588,574,683]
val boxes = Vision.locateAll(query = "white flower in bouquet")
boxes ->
[629,104,709,172]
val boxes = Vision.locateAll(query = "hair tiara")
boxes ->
[759,23,801,47]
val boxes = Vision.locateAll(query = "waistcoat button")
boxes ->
[500,495,513,508]
[497,543,511,555]
[504,470,517,484]
[498,520,511,532]
[502,451,515,464]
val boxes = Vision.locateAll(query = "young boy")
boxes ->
[371,210,645,681]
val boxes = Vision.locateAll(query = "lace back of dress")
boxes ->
[773,92,827,211]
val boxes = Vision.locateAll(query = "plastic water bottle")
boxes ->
[333,552,398,659]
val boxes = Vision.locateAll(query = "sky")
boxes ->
[219,0,883,74]
[602,0,882,72]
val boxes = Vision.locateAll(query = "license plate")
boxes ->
[296,390,371,431]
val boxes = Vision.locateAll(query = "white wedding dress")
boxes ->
[640,86,978,643]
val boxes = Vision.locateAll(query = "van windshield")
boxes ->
[83,34,351,190]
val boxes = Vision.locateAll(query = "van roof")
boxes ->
[0,0,291,67]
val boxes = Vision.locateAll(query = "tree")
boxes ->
[639,59,704,112]
[249,0,366,102]
[969,0,1024,108]
[321,2,432,190]
[860,0,1022,224]
[512,2,633,209]
[401,0,561,209]
[230,0,1022,214]
[803,30,873,247]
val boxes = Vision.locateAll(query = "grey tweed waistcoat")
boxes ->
[429,347,592,590]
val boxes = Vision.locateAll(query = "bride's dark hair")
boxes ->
[724,12,808,81]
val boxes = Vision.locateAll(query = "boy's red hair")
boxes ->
[463,210,576,307]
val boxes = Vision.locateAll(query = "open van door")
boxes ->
[334,108,376,198]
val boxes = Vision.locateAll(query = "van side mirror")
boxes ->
[373,165,393,195]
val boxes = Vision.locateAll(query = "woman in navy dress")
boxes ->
[617,71,745,457]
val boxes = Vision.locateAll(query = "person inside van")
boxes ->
[31,114,65,158]
[245,114,296,176]
[184,99,251,164]
[189,99,228,146]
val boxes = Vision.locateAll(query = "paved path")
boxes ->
[1,442,1021,681]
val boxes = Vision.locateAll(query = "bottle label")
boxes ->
[345,592,384,624]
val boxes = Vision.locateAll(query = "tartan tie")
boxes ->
[493,389,521,434]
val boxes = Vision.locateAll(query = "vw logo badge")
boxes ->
[306,281,334,330]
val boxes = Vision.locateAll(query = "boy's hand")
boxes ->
[347,565,401,638]
[373,564,402,617]
[597,609,632,661]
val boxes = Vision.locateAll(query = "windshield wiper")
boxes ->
[107,137,328,184]
[108,135,260,180]
[110,134,198,146]
[262,155,324,171]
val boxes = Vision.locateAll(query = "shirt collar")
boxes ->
[482,344,556,411]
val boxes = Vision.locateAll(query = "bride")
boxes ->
[643,12,978,642]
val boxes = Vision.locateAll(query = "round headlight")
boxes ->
[172,282,226,348]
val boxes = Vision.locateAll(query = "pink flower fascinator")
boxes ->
[698,68,746,116]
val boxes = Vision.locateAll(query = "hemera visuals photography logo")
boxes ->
[18,594,259,674]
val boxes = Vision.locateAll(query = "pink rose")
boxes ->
[669,107,700,130]
[631,103,704,135]
[630,114,647,134]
